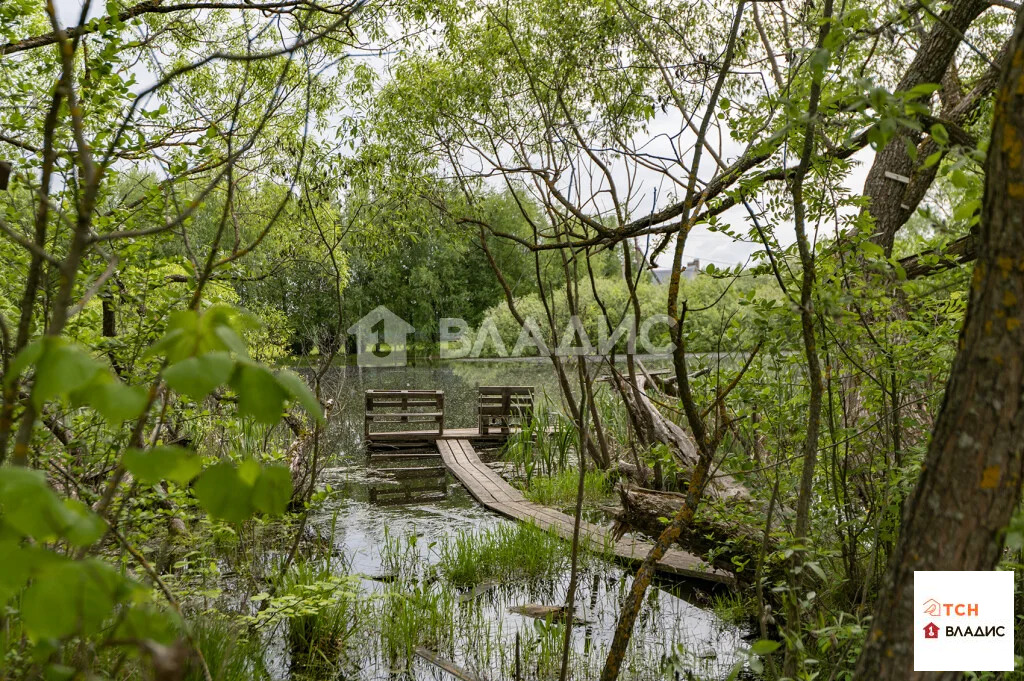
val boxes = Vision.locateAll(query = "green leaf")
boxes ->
[252,464,292,515]
[0,468,75,541]
[4,339,43,388]
[930,123,949,146]
[860,241,884,258]
[953,199,979,222]
[193,463,254,524]
[21,559,128,640]
[275,370,323,422]
[62,499,107,547]
[950,169,971,189]
[86,380,148,425]
[808,47,830,80]
[238,459,262,486]
[164,352,234,401]
[750,639,781,656]
[0,541,38,604]
[231,363,287,425]
[213,325,248,357]
[32,341,104,408]
[905,82,941,99]
[124,446,202,486]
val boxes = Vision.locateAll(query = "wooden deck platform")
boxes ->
[436,439,733,585]
[367,426,515,442]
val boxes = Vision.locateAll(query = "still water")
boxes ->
[271,359,752,680]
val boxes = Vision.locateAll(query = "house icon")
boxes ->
[924,622,939,639]
[923,598,942,616]
[347,306,415,367]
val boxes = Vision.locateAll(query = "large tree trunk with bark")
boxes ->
[861,0,989,254]
[853,15,1024,680]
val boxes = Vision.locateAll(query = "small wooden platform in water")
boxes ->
[436,438,733,585]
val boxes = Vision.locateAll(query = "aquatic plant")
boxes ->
[254,559,364,674]
[435,521,570,587]
[523,467,611,509]
[505,410,578,482]
[379,525,427,581]
[187,617,269,681]
[377,580,458,667]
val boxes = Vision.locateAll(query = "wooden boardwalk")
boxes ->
[436,438,733,585]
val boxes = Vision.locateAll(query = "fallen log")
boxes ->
[510,603,590,625]
[617,485,783,583]
[414,647,489,681]
[609,364,748,502]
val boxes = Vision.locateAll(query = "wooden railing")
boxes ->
[477,386,534,435]
[364,389,445,440]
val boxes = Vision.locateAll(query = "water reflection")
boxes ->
[282,359,752,680]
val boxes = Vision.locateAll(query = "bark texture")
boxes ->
[861,0,990,253]
[617,486,781,581]
[610,367,749,501]
[853,15,1024,680]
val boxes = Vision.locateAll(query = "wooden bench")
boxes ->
[477,386,533,435]
[365,390,445,441]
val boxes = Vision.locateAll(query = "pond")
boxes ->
[268,359,754,680]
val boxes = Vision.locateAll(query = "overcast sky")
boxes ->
[49,0,877,270]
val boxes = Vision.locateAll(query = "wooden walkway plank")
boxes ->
[437,438,733,585]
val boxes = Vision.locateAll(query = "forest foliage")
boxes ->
[1,0,1023,680]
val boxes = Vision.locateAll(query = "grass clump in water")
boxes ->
[378,581,457,665]
[187,617,269,681]
[436,522,569,587]
[505,410,577,483]
[256,558,363,675]
[523,468,610,508]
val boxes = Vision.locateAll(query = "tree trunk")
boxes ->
[609,366,749,501]
[861,0,989,254]
[853,14,1024,680]
[617,486,782,582]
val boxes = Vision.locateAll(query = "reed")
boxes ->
[436,522,569,587]
[505,410,578,483]
[523,467,610,509]
[186,617,269,681]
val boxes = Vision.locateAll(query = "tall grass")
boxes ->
[505,410,577,485]
[435,522,569,587]
[379,525,423,581]
[187,618,269,681]
[377,580,457,664]
[595,387,632,446]
[523,468,611,508]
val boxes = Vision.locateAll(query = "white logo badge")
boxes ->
[914,570,1014,671]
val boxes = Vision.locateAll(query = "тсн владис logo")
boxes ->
[920,597,1007,639]
[913,571,1013,672]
